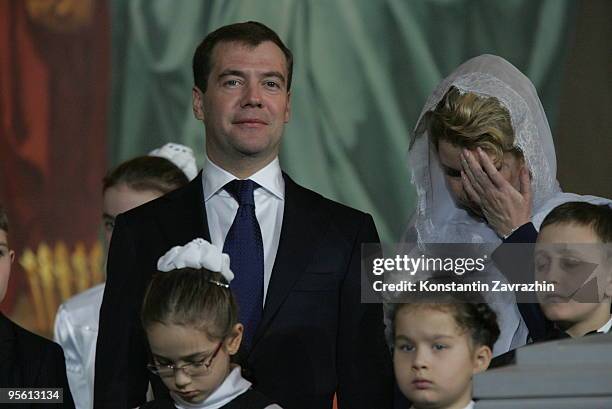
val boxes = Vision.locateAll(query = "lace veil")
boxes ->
[406,54,561,245]
[399,54,611,354]
[400,55,557,354]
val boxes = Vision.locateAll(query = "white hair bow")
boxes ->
[157,238,234,284]
[149,143,198,181]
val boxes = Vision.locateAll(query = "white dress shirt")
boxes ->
[202,156,284,302]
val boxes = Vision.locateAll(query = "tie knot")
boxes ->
[225,179,257,206]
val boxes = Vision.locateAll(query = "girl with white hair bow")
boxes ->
[139,239,281,409]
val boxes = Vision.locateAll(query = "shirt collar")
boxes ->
[170,365,251,409]
[410,401,473,409]
[202,155,284,202]
[598,315,612,334]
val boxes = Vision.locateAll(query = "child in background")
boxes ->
[0,205,75,407]
[54,143,194,409]
[391,292,499,409]
[535,201,612,338]
[140,239,281,409]
[488,201,612,369]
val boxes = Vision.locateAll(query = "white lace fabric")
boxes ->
[403,54,562,354]
[402,54,612,355]
[408,54,561,245]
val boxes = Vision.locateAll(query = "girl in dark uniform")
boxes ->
[140,239,281,409]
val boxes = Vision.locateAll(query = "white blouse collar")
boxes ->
[170,366,251,409]
[598,315,612,334]
[409,400,474,409]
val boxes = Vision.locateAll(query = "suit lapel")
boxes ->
[157,172,328,352]
[250,174,325,350]
[157,172,211,246]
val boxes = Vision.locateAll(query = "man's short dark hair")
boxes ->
[541,202,612,242]
[193,21,293,92]
[0,205,8,233]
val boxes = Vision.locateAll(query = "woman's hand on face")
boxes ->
[460,147,532,237]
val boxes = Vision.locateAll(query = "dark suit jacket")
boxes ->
[139,389,275,409]
[492,222,553,342]
[0,313,75,408]
[489,325,611,369]
[94,172,393,409]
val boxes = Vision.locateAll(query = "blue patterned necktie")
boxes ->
[223,179,264,349]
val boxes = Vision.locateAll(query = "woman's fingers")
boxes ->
[461,152,484,196]
[462,149,494,192]
[456,148,533,237]
[519,166,532,202]
[477,147,508,188]
[461,171,481,204]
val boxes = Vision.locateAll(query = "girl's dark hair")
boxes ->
[103,156,189,194]
[141,268,238,340]
[391,289,500,350]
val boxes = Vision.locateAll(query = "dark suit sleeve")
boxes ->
[492,222,552,342]
[503,222,538,244]
[94,215,149,408]
[36,342,76,409]
[336,214,393,409]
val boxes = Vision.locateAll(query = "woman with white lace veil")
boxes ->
[402,54,611,356]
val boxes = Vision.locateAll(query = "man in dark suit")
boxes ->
[0,206,74,408]
[94,21,392,409]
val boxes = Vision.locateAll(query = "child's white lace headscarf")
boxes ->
[407,54,562,245]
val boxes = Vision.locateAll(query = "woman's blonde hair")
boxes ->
[427,86,523,163]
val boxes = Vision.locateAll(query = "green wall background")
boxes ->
[109,0,575,243]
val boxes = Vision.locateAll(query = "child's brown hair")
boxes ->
[391,288,500,350]
[541,202,612,243]
[141,268,238,341]
[103,156,189,195]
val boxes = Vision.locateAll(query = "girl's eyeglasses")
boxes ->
[147,342,223,378]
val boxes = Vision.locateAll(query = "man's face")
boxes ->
[193,41,291,167]
[0,230,15,304]
[437,140,522,217]
[536,223,612,326]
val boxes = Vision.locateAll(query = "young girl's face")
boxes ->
[393,305,490,409]
[146,322,242,404]
[102,183,163,246]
